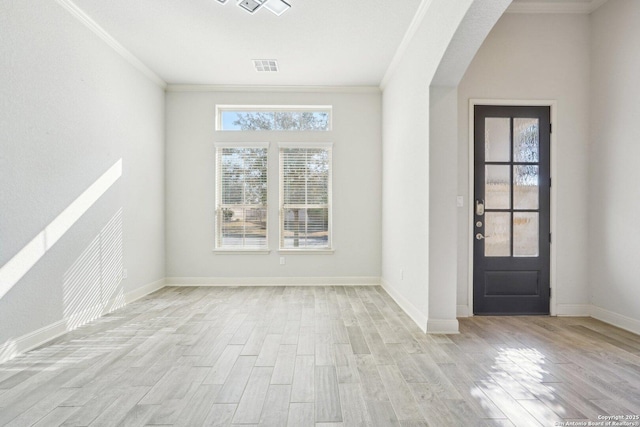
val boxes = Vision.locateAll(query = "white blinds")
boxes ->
[279,144,332,249]
[215,144,268,249]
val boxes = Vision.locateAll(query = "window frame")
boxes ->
[278,142,333,253]
[215,105,333,132]
[214,141,270,253]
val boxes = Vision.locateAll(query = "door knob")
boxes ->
[475,233,485,240]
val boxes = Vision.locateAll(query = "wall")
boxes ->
[381,0,477,332]
[457,13,591,314]
[589,0,640,331]
[427,86,459,329]
[424,0,510,331]
[0,0,165,360]
[164,90,381,283]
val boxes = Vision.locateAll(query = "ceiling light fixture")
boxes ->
[216,0,291,16]
[263,0,291,16]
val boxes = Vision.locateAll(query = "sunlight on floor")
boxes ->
[471,347,568,424]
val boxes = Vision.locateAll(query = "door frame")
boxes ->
[467,99,557,317]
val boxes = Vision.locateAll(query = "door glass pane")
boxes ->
[514,165,539,209]
[485,165,510,209]
[485,212,511,257]
[514,212,539,257]
[485,118,510,162]
[514,118,539,163]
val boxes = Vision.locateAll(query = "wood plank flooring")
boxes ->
[1,286,640,426]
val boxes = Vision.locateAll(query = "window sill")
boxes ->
[213,249,271,255]
[278,249,335,255]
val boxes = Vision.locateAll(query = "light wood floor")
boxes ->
[1,286,640,426]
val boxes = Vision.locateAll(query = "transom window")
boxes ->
[216,105,332,131]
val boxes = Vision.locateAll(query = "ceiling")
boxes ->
[67,0,607,87]
[71,0,422,86]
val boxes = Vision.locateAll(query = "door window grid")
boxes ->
[484,117,540,257]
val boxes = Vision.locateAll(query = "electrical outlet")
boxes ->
[457,196,464,207]
[122,269,128,279]
[280,257,285,265]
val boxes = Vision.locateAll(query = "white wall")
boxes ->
[165,90,381,283]
[0,0,165,357]
[427,86,459,328]
[381,0,477,332]
[457,13,591,314]
[589,0,640,330]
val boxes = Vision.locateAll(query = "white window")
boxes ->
[279,143,332,250]
[216,105,332,131]
[215,142,268,250]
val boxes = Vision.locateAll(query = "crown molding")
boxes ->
[54,0,167,89]
[506,0,609,14]
[165,84,381,94]
[380,0,435,89]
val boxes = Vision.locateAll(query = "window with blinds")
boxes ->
[215,143,268,250]
[279,143,332,250]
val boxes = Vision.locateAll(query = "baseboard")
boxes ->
[556,304,591,317]
[0,278,166,364]
[426,318,460,334]
[101,277,166,318]
[591,305,640,336]
[0,319,67,364]
[457,305,470,318]
[5,278,637,365]
[380,278,428,333]
[165,276,380,286]
[457,304,592,318]
[124,278,166,303]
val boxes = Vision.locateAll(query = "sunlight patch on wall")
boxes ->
[100,208,126,312]
[0,159,122,301]
[63,208,123,331]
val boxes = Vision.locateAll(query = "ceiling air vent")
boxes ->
[253,59,279,72]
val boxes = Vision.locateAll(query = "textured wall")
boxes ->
[0,0,165,350]
[589,0,640,324]
[165,90,382,281]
